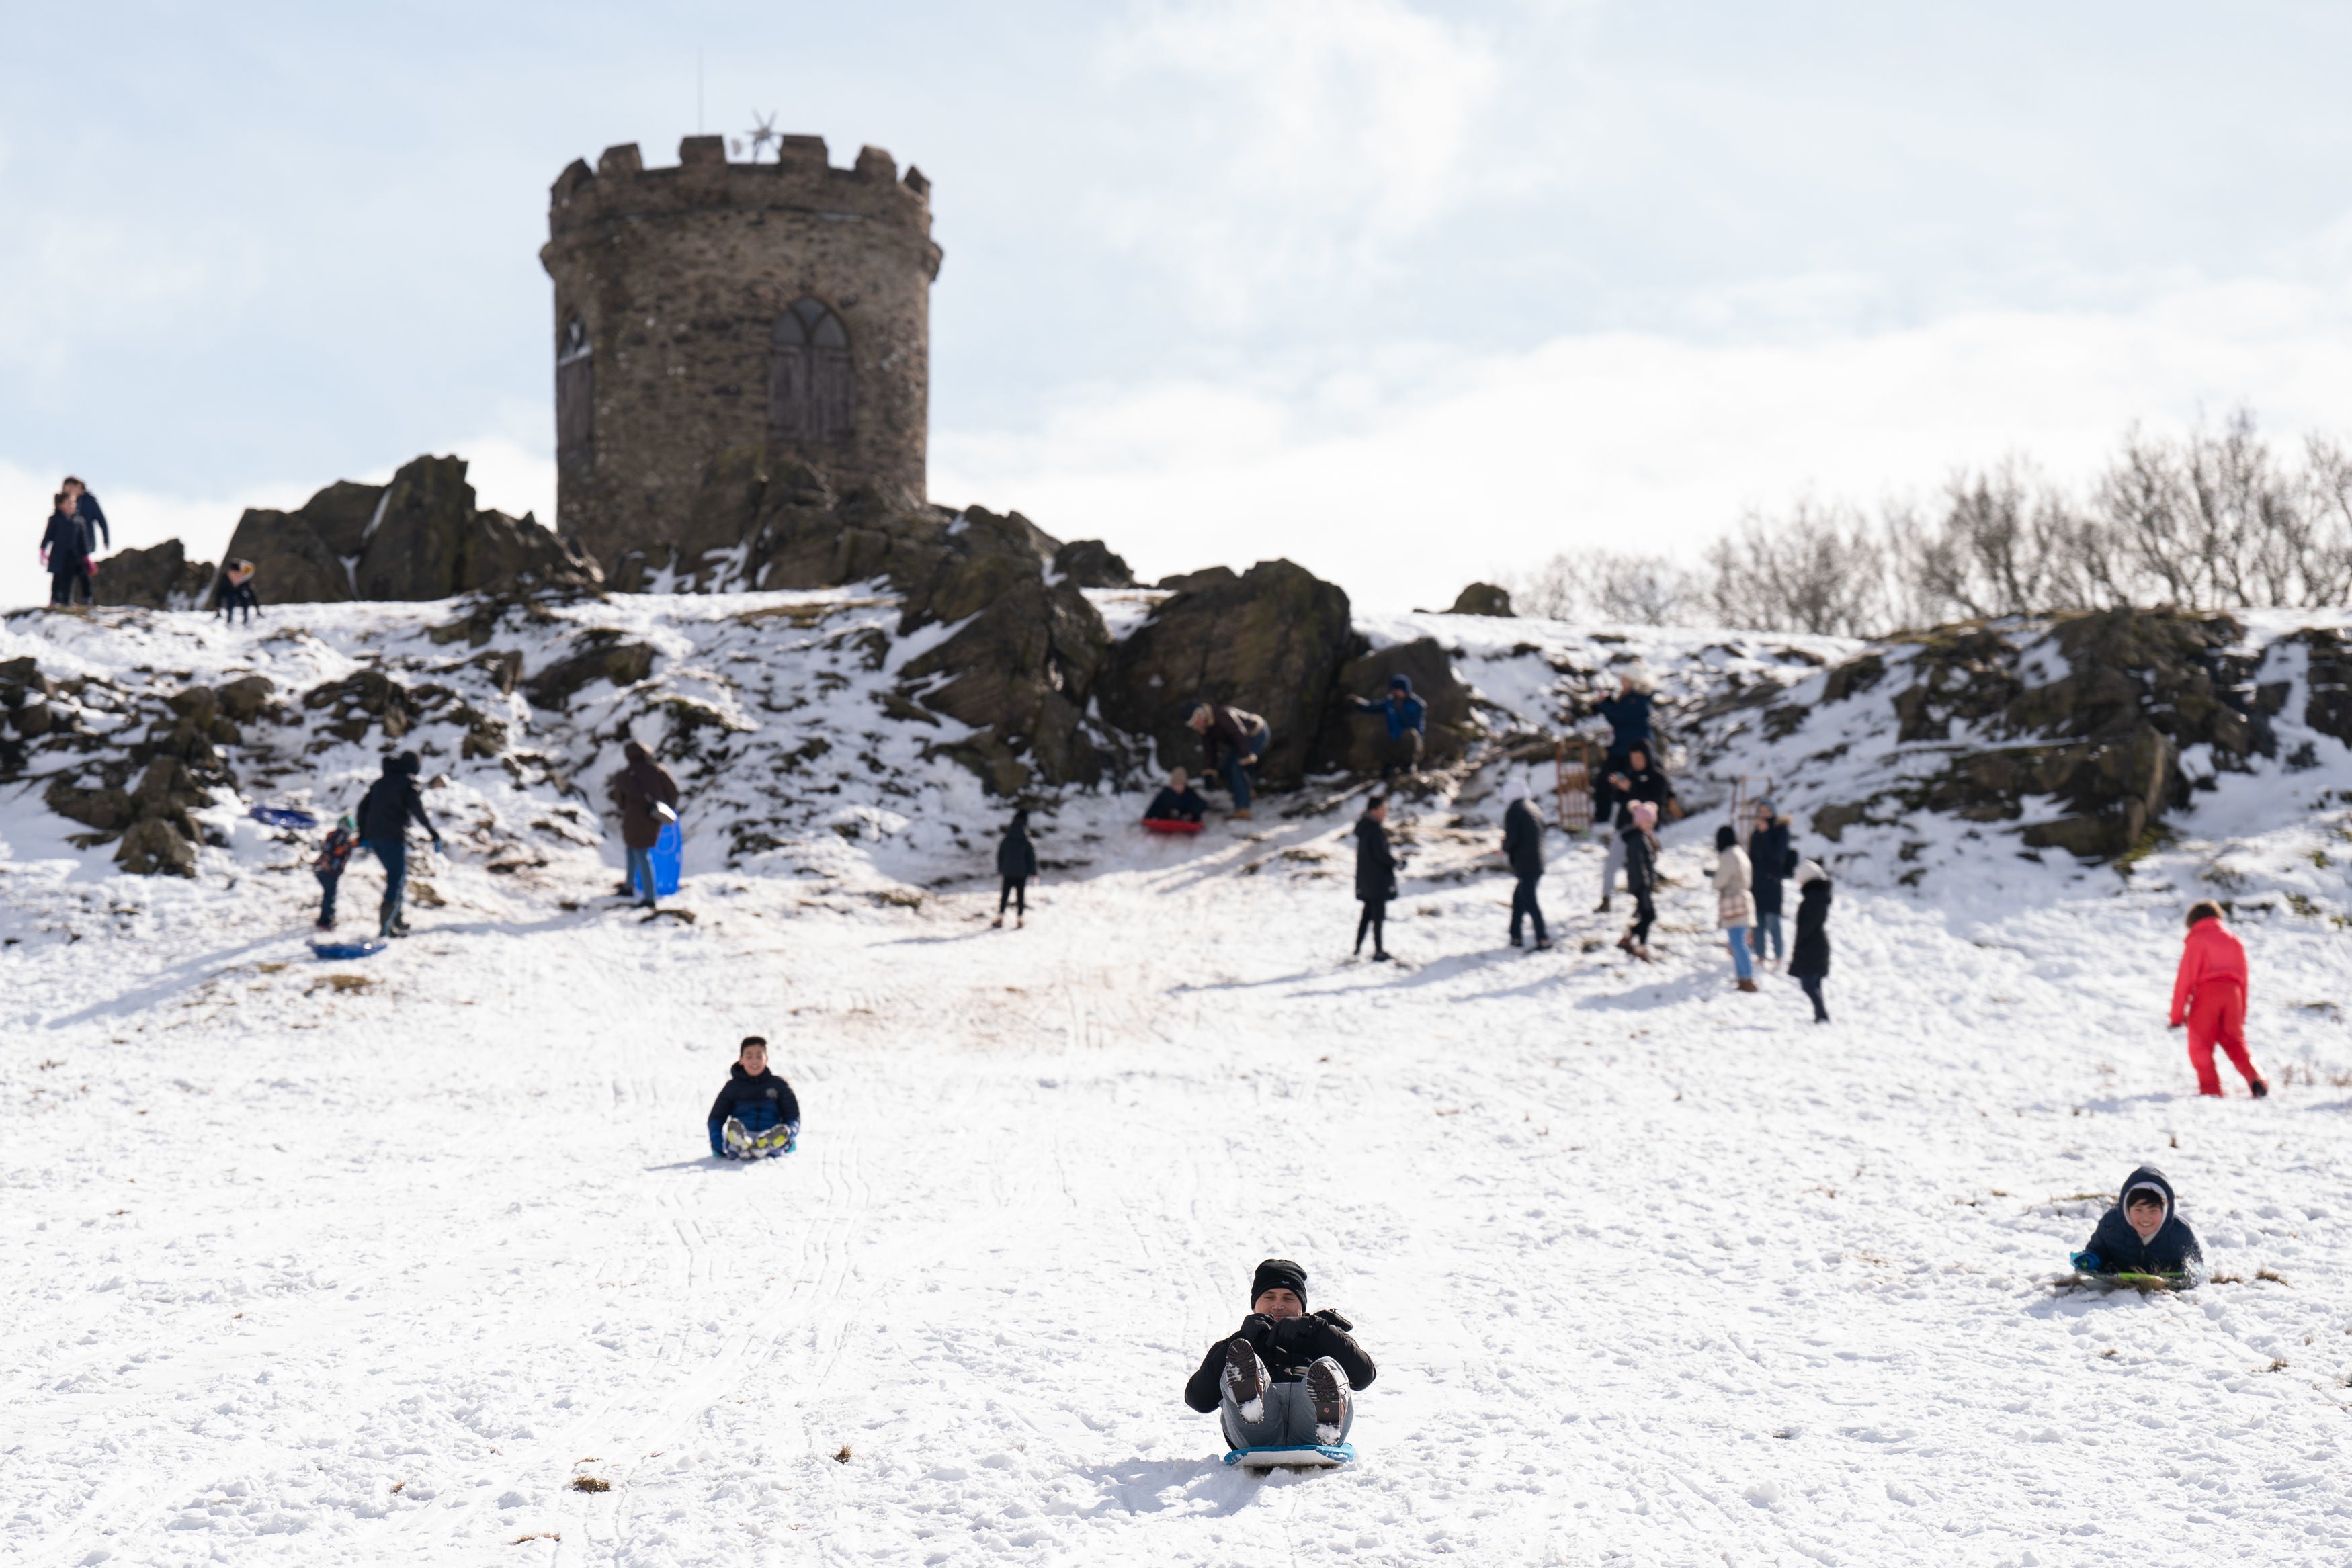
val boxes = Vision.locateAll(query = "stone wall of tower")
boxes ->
[540,134,941,588]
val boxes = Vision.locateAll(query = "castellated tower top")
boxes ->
[541,136,942,589]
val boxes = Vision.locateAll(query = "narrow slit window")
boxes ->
[768,298,853,446]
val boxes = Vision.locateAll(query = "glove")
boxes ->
[1310,1308,1354,1332]
[1237,1313,1276,1352]
[2070,1250,2101,1273]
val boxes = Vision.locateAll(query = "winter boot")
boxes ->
[1736,978,1759,993]
[1305,1356,1349,1445]
[722,1116,755,1158]
[1533,937,1553,952]
[992,914,1004,928]
[1230,808,1253,822]
[1615,932,1634,953]
[1222,1340,1269,1424]
[1509,932,1523,949]
[1372,949,1392,963]
[1595,898,1612,914]
[2251,1077,2271,1099]
[750,1121,796,1155]
[1016,914,1025,929]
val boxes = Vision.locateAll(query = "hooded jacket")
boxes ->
[1788,875,1831,978]
[1749,817,1795,916]
[1609,763,1673,836]
[1183,1309,1378,1412]
[1501,781,1544,878]
[2076,1166,2203,1276]
[2169,918,2249,1026]
[75,491,110,550]
[1145,784,1207,822]
[997,810,1039,879]
[1713,843,1755,929]
[1595,689,1654,753]
[1354,811,1397,904]
[706,1063,801,1155]
[1354,681,1426,740]
[357,755,435,846]
[609,742,680,851]
[40,509,93,571]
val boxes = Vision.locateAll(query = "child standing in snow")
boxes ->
[312,814,359,931]
[1616,799,1661,961]
[1713,824,1757,992]
[2072,1166,2203,1278]
[1354,795,1396,961]
[995,808,1038,928]
[1788,859,1831,1022]
[707,1036,800,1158]
[1183,1258,1378,1452]
[2169,901,2268,1098]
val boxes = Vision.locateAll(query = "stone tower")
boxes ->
[540,134,941,588]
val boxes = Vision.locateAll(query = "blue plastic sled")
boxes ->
[1224,1443,1356,1470]
[250,806,319,830]
[636,821,682,899]
[310,939,386,960]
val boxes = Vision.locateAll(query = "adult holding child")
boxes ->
[1597,742,1673,913]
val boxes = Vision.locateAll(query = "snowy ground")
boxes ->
[6,599,2352,1567]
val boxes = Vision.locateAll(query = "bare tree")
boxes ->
[1702,500,1886,636]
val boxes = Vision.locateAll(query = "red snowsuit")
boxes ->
[2169,918,2259,1096]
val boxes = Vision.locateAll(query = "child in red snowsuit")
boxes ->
[2169,901,2268,1099]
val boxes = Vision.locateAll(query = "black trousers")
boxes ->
[1509,873,1546,941]
[1799,975,1828,1021]
[50,568,91,606]
[999,876,1027,914]
[1355,898,1386,954]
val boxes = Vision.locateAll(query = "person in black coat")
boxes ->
[1183,1258,1377,1451]
[1788,859,1831,1021]
[40,496,94,606]
[995,807,1039,928]
[62,478,109,550]
[1144,767,1208,824]
[1747,802,1796,966]
[356,752,442,939]
[706,1036,802,1158]
[1499,775,1549,950]
[1597,744,1674,912]
[2072,1166,2203,1278]
[1353,796,1396,961]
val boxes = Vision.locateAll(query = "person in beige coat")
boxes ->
[1713,823,1757,992]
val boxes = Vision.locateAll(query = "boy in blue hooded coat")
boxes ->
[708,1037,800,1158]
[2072,1166,2202,1277]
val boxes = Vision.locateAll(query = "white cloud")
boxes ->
[935,275,2352,611]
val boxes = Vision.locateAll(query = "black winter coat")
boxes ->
[707,1064,802,1131]
[1609,764,1673,834]
[1354,814,1396,904]
[1145,785,1206,822]
[997,823,1038,879]
[1749,821,1794,916]
[1502,798,1544,878]
[1788,879,1831,977]
[40,510,92,568]
[2077,1166,2203,1275]
[357,762,435,844]
[75,492,110,550]
[1184,1309,1378,1412]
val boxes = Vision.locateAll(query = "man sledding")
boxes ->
[1183,1258,1376,1465]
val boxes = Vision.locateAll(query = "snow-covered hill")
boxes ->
[5,593,2352,1566]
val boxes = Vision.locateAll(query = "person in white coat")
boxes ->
[1713,822,1757,992]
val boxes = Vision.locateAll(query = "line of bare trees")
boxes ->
[1507,410,2352,636]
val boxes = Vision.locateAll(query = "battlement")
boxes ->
[548,134,933,239]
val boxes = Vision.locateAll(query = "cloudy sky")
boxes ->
[7,1,2352,609]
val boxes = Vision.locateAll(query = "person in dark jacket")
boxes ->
[1598,744,1673,912]
[1349,674,1427,779]
[40,495,94,607]
[1187,701,1271,820]
[1353,796,1396,961]
[995,807,1039,927]
[1144,767,1208,824]
[2072,1166,2203,1278]
[1788,860,1831,1021]
[211,560,261,625]
[1500,773,1549,950]
[356,752,442,938]
[1747,801,1796,966]
[1617,798,1661,960]
[1588,672,1655,826]
[607,740,680,908]
[60,478,110,550]
[707,1036,801,1158]
[312,814,359,930]
[1183,1258,1377,1452]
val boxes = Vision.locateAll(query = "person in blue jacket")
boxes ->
[1588,672,1655,832]
[61,478,110,550]
[2072,1166,2203,1277]
[1349,674,1427,779]
[708,1037,800,1158]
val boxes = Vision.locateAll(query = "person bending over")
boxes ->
[708,1036,800,1158]
[1183,1258,1377,1451]
[1187,701,1271,820]
[2072,1166,2202,1278]
[1145,767,1208,824]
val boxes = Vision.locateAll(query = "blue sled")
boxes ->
[250,806,319,830]
[1224,1443,1355,1469]
[636,821,683,898]
[310,939,386,960]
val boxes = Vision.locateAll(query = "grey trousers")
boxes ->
[1601,831,1626,899]
[1221,1374,1355,1450]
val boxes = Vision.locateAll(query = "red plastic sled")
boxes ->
[1143,818,1206,835]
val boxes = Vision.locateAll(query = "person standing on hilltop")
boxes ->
[60,477,110,552]
[1187,701,1271,822]
[40,492,95,607]
[1500,773,1550,951]
[1353,795,1396,962]
[2169,900,2269,1098]
[607,740,680,911]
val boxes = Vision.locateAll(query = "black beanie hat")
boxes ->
[1250,1258,1308,1307]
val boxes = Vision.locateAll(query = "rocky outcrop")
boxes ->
[1445,582,1515,617]
[93,540,218,610]
[1095,560,1354,787]
[1051,539,1134,589]
[1801,609,2261,860]
[1312,637,1476,775]
[220,455,603,605]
